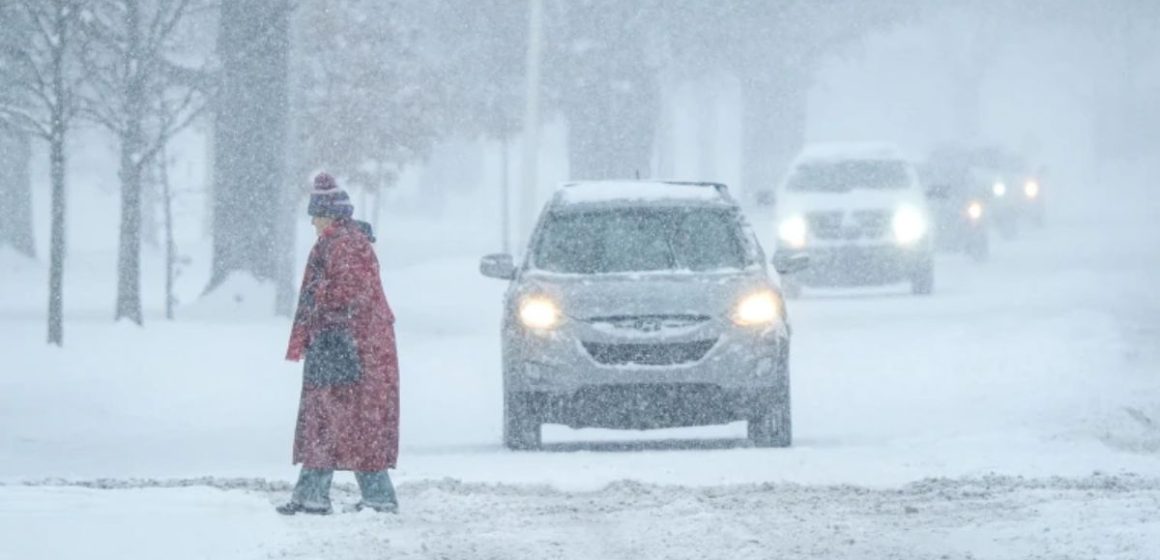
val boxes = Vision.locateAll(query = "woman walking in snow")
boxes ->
[278,172,400,515]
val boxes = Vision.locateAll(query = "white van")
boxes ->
[772,143,935,296]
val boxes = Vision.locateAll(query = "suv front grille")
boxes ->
[586,314,710,333]
[807,210,891,240]
[807,211,844,239]
[852,210,891,239]
[582,339,717,366]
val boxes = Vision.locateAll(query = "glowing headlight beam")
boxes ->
[518,296,561,330]
[992,181,1007,198]
[892,205,927,244]
[1024,180,1040,199]
[778,216,808,249]
[733,291,781,326]
[967,201,984,221]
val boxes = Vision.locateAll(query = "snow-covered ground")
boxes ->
[2,175,1159,558]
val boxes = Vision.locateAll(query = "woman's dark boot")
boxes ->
[353,501,398,514]
[276,501,333,516]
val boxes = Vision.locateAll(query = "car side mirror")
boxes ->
[773,252,809,275]
[480,253,517,280]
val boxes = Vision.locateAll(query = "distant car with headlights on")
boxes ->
[479,180,808,450]
[773,143,935,295]
[922,147,991,261]
[969,146,1044,238]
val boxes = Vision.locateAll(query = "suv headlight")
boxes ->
[518,296,561,330]
[892,205,927,244]
[778,216,807,249]
[732,290,782,326]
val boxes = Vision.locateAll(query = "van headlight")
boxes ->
[777,216,807,249]
[892,205,927,245]
[732,290,782,326]
[518,296,561,330]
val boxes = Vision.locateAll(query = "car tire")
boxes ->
[749,358,792,448]
[911,257,935,295]
[503,391,542,451]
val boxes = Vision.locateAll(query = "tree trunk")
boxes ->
[141,164,160,249]
[0,129,35,257]
[741,70,808,204]
[209,0,290,303]
[47,127,66,346]
[46,2,69,346]
[115,0,145,325]
[161,150,176,321]
[115,152,144,324]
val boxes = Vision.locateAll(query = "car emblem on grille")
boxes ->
[632,318,663,332]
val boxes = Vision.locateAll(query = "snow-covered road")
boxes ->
[2,185,1158,558]
[5,474,1160,559]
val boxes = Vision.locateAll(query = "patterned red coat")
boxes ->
[287,219,399,471]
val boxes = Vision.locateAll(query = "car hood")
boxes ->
[519,270,770,321]
[776,189,927,217]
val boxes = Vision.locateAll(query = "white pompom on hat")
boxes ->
[308,172,353,218]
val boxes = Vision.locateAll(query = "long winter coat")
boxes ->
[287,219,399,471]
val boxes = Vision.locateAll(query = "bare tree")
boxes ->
[80,0,214,325]
[0,0,89,346]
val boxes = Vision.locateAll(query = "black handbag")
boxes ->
[303,328,362,387]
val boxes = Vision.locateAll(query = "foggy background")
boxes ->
[3,2,1160,557]
[2,1,1157,330]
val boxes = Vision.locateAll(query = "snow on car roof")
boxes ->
[555,181,729,206]
[794,142,911,163]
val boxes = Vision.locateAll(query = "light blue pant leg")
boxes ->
[292,468,334,509]
[354,470,397,510]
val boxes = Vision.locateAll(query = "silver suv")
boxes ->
[480,181,807,450]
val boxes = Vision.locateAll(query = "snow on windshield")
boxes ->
[557,181,725,205]
[533,207,748,274]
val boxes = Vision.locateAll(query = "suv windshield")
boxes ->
[533,208,749,274]
[789,160,911,192]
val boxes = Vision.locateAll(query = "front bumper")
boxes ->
[777,242,931,287]
[503,318,788,429]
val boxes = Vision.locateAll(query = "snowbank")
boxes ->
[180,272,279,322]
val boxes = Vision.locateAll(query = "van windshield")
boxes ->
[788,160,911,192]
